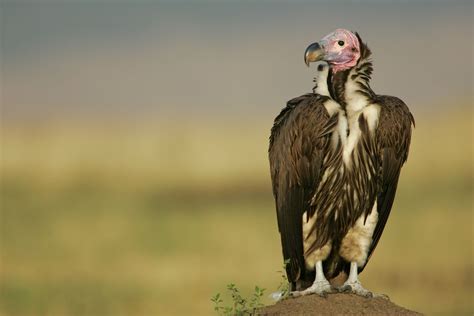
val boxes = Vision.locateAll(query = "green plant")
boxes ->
[211,283,266,315]
[211,260,293,314]
[211,293,224,313]
[273,259,291,301]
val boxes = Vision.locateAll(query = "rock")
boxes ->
[258,293,422,315]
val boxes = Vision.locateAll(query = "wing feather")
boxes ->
[362,95,414,267]
[269,94,337,282]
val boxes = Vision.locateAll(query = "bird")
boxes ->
[312,61,331,96]
[269,29,414,297]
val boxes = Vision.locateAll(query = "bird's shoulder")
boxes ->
[374,94,415,160]
[375,95,415,127]
[269,93,334,150]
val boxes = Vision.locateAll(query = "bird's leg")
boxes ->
[292,261,332,297]
[339,262,373,298]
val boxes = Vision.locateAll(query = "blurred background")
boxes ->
[1,0,472,315]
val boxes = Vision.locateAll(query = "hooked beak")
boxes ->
[304,42,325,67]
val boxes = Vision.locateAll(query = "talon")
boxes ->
[290,291,301,297]
[374,293,390,300]
[291,260,332,297]
[341,281,372,297]
[319,291,329,298]
[295,280,332,297]
[339,262,374,298]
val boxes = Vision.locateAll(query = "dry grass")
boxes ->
[1,108,472,315]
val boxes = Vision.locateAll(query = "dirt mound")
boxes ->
[259,293,422,315]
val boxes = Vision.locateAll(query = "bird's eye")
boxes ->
[317,64,324,71]
[338,40,345,46]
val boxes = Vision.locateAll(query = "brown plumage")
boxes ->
[269,93,342,287]
[366,95,415,266]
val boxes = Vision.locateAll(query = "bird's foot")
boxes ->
[373,293,390,300]
[291,279,332,298]
[339,280,373,298]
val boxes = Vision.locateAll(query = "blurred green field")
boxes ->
[1,108,472,316]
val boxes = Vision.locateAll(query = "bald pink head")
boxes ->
[304,29,361,73]
[319,29,360,72]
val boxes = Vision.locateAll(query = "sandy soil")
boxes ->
[258,293,422,315]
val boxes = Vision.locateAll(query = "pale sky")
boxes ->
[1,1,472,123]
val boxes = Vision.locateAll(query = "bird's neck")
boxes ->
[329,43,375,115]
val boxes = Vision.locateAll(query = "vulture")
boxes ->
[269,29,415,297]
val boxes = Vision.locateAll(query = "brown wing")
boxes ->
[361,95,415,270]
[269,93,337,283]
